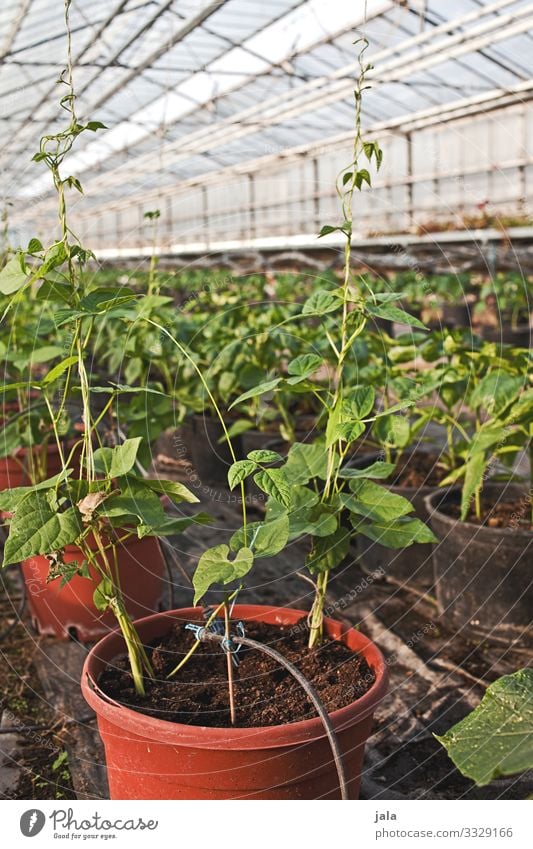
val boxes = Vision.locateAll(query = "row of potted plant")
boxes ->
[0,17,531,799]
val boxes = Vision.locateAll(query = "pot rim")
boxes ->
[424,483,532,540]
[82,603,388,750]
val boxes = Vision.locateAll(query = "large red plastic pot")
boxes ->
[22,535,166,641]
[0,441,64,490]
[82,604,388,800]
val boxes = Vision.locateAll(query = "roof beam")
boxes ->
[29,78,533,225]
[24,0,530,204]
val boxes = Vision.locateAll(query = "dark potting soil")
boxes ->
[98,619,375,728]
[444,494,532,530]
[391,451,448,488]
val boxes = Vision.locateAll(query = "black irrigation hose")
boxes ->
[198,629,349,800]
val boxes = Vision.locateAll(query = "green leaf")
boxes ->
[356,516,437,548]
[344,385,375,418]
[192,544,253,605]
[287,354,323,379]
[3,491,81,567]
[302,289,338,316]
[0,469,73,512]
[470,372,523,417]
[253,468,291,508]
[338,461,395,480]
[318,225,340,238]
[40,242,68,275]
[373,414,411,449]
[366,303,427,330]
[307,527,351,574]
[140,513,210,538]
[228,459,256,490]
[229,378,281,410]
[222,418,254,440]
[134,476,199,504]
[436,669,533,786]
[230,514,289,558]
[42,356,78,386]
[0,256,28,294]
[284,441,328,484]
[93,577,114,612]
[461,451,486,520]
[247,449,283,464]
[99,488,166,532]
[347,479,414,522]
[27,238,43,253]
[110,438,142,477]
[86,120,107,131]
[79,287,137,313]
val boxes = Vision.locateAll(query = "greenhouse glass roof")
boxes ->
[1,0,533,248]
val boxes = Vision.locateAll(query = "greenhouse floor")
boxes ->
[1,455,532,801]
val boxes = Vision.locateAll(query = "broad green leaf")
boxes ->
[79,287,137,313]
[229,378,281,410]
[230,514,289,558]
[247,449,283,464]
[436,669,533,786]
[222,418,254,440]
[331,419,365,445]
[192,544,253,604]
[0,256,28,294]
[373,413,411,449]
[138,512,210,538]
[27,238,43,253]
[470,371,523,417]
[40,241,68,274]
[110,437,142,477]
[287,353,323,379]
[356,516,437,548]
[284,441,329,484]
[98,488,166,531]
[307,527,351,574]
[228,459,256,490]
[366,303,427,330]
[0,469,72,512]
[338,461,395,480]
[3,491,81,566]
[302,290,338,316]
[344,386,375,419]
[254,468,291,508]
[347,479,414,522]
[134,476,198,504]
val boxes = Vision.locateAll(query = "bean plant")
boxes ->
[0,0,202,695]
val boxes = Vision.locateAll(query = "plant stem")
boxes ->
[224,596,236,725]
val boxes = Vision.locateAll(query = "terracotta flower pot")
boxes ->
[22,535,166,641]
[82,604,388,800]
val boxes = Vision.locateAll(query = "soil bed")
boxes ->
[98,619,375,728]
[444,494,532,530]
[392,451,448,488]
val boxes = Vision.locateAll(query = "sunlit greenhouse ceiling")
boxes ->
[2,0,533,255]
